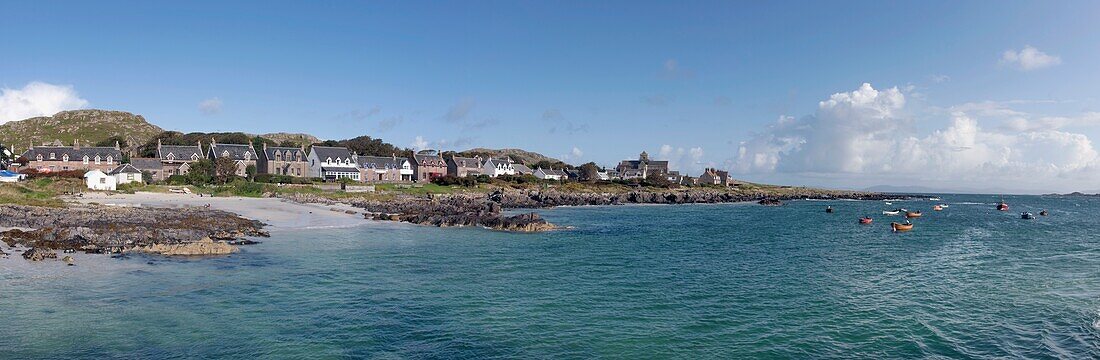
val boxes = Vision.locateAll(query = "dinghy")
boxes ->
[892,222,914,232]
[859,217,873,224]
[882,210,901,216]
[906,211,922,218]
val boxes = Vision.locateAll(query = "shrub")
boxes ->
[20,169,85,179]
[166,175,190,185]
[432,175,479,187]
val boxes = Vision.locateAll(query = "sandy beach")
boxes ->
[71,192,370,231]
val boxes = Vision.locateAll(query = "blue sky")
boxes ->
[2,1,1099,192]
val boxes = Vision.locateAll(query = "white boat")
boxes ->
[929,197,942,201]
[885,202,892,205]
[938,204,949,208]
[882,210,901,216]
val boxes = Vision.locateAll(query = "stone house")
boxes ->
[616,151,669,180]
[533,167,567,181]
[358,155,413,183]
[307,146,360,181]
[513,163,533,176]
[481,157,516,177]
[699,168,735,186]
[207,140,258,178]
[258,143,309,177]
[153,139,205,181]
[20,141,122,173]
[411,152,447,182]
[446,155,483,178]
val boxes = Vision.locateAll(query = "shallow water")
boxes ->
[2,194,1099,358]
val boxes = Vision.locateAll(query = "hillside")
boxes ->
[259,132,319,147]
[0,110,164,153]
[460,148,562,165]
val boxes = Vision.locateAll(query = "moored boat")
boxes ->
[1021,212,1035,219]
[932,205,943,211]
[906,211,922,218]
[1039,210,1048,216]
[825,206,834,213]
[997,200,1009,211]
[891,222,914,232]
[882,210,901,216]
[859,217,873,224]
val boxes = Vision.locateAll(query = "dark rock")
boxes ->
[22,248,57,261]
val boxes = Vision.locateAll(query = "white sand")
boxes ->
[71,192,370,230]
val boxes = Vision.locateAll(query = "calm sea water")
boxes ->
[2,195,1100,359]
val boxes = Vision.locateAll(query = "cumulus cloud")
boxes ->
[571,147,584,158]
[658,144,706,175]
[0,81,89,124]
[1001,45,1061,70]
[198,97,223,115]
[411,136,429,151]
[731,83,1100,189]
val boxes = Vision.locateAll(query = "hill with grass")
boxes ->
[0,109,164,153]
[459,148,562,165]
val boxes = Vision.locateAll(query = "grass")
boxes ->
[0,177,83,207]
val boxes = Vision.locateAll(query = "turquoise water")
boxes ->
[2,195,1100,358]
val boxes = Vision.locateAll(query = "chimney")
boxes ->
[114,141,120,150]
[157,138,162,150]
[211,138,216,147]
[392,153,396,161]
[73,139,80,150]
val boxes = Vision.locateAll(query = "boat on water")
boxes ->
[825,206,834,213]
[892,222,914,232]
[997,199,1009,211]
[938,204,949,208]
[1021,212,1035,219]
[885,202,892,205]
[1040,210,1049,216]
[859,217,873,224]
[882,210,901,216]
[932,205,944,211]
[906,211,922,218]
[929,197,941,201]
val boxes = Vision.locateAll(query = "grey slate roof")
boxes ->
[320,166,359,173]
[359,156,407,170]
[311,146,356,162]
[129,158,162,170]
[109,164,142,175]
[413,154,446,167]
[21,146,122,162]
[209,143,257,161]
[262,146,306,161]
[513,164,533,174]
[159,145,203,161]
[448,156,481,169]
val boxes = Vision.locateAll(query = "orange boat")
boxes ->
[932,205,943,211]
[859,217,873,224]
[997,200,1009,211]
[892,222,914,232]
[905,211,922,218]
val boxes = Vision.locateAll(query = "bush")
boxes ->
[166,174,190,185]
[231,181,267,197]
[20,169,85,179]
[495,174,541,184]
[432,175,479,187]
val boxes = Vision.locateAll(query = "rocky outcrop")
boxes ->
[0,204,267,257]
[22,248,57,261]
[350,195,556,232]
[135,237,238,256]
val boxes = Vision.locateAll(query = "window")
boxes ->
[106,156,113,165]
[275,152,282,161]
[167,153,175,161]
[49,153,56,160]
[127,174,134,180]
[95,156,101,164]
[191,154,199,161]
[83,156,89,164]
[63,154,69,162]
[36,154,43,162]
[222,150,230,157]
[99,178,106,184]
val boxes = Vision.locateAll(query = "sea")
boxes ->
[2,194,1099,359]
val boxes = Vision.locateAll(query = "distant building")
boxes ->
[615,151,669,180]
[513,163,533,176]
[155,139,205,181]
[207,140,258,177]
[699,168,735,186]
[411,151,447,182]
[482,157,516,177]
[84,169,117,191]
[258,143,309,177]
[446,155,483,177]
[129,158,163,181]
[564,169,581,181]
[533,167,567,181]
[307,146,360,181]
[20,140,122,173]
[358,155,413,183]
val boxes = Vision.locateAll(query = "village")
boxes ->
[0,139,740,191]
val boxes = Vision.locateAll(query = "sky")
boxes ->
[2,1,1099,193]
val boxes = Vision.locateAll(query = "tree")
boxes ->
[213,157,238,184]
[245,164,257,182]
[95,136,129,149]
[578,162,601,182]
[187,159,214,185]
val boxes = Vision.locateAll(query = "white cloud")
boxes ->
[658,144,706,175]
[198,97,223,115]
[411,136,429,151]
[1001,45,1061,70]
[731,83,1100,189]
[571,147,584,158]
[0,81,89,124]
[930,74,951,83]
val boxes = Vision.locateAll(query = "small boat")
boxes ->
[859,217,873,224]
[1039,210,1048,216]
[929,197,942,201]
[892,222,914,232]
[938,204,949,208]
[906,211,922,218]
[997,199,1009,211]
[885,202,893,205]
[1021,212,1035,220]
[932,205,944,211]
[825,206,834,213]
[882,210,901,216]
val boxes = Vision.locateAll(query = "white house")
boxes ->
[481,158,516,177]
[533,167,566,181]
[109,164,143,185]
[307,146,361,181]
[84,169,117,191]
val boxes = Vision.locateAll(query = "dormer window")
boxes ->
[49,153,56,160]
[191,153,199,161]
[36,154,43,162]
[244,152,251,161]
[95,155,101,164]
[62,154,69,162]
[326,157,332,164]
[167,153,175,161]
[275,152,282,161]
[106,156,113,165]
[83,156,89,164]
[222,150,230,157]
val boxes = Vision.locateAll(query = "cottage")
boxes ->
[20,141,122,173]
[481,157,516,177]
[258,143,309,177]
[307,146,360,181]
[512,163,533,176]
[446,156,483,178]
[533,167,567,181]
[616,151,669,180]
[129,158,163,181]
[698,168,735,186]
[109,163,143,184]
[358,155,413,183]
[411,151,447,182]
[207,140,258,177]
[84,169,117,191]
[155,139,205,181]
